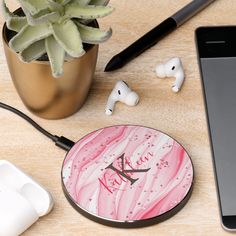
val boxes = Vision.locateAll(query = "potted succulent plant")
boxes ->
[1,0,113,119]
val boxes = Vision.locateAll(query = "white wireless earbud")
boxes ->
[155,57,185,93]
[105,80,139,115]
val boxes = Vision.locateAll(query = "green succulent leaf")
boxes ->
[56,0,72,5]
[6,17,28,32]
[78,0,109,24]
[9,24,52,52]
[33,8,51,17]
[64,53,74,61]
[89,0,109,6]
[26,10,60,26]
[48,0,64,14]
[52,20,84,57]
[20,39,46,62]
[1,0,27,32]
[19,0,60,26]
[75,21,112,44]
[19,0,50,15]
[65,4,114,20]
[45,35,65,78]
[72,0,91,5]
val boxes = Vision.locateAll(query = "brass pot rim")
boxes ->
[2,8,99,66]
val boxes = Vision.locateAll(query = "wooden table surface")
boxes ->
[0,0,235,235]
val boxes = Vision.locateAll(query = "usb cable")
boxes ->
[0,102,75,151]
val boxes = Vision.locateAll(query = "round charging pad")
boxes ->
[61,125,194,228]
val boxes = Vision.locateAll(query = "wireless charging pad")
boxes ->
[61,125,194,228]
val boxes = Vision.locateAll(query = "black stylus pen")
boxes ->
[105,0,215,72]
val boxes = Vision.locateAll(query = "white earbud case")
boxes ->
[0,160,53,236]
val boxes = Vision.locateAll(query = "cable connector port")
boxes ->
[54,136,75,152]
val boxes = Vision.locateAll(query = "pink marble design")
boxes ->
[62,125,193,221]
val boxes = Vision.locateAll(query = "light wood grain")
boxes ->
[0,0,234,235]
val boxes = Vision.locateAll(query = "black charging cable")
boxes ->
[0,102,75,151]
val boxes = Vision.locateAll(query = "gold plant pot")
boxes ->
[2,22,98,119]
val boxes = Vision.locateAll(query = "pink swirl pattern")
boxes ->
[62,125,193,221]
